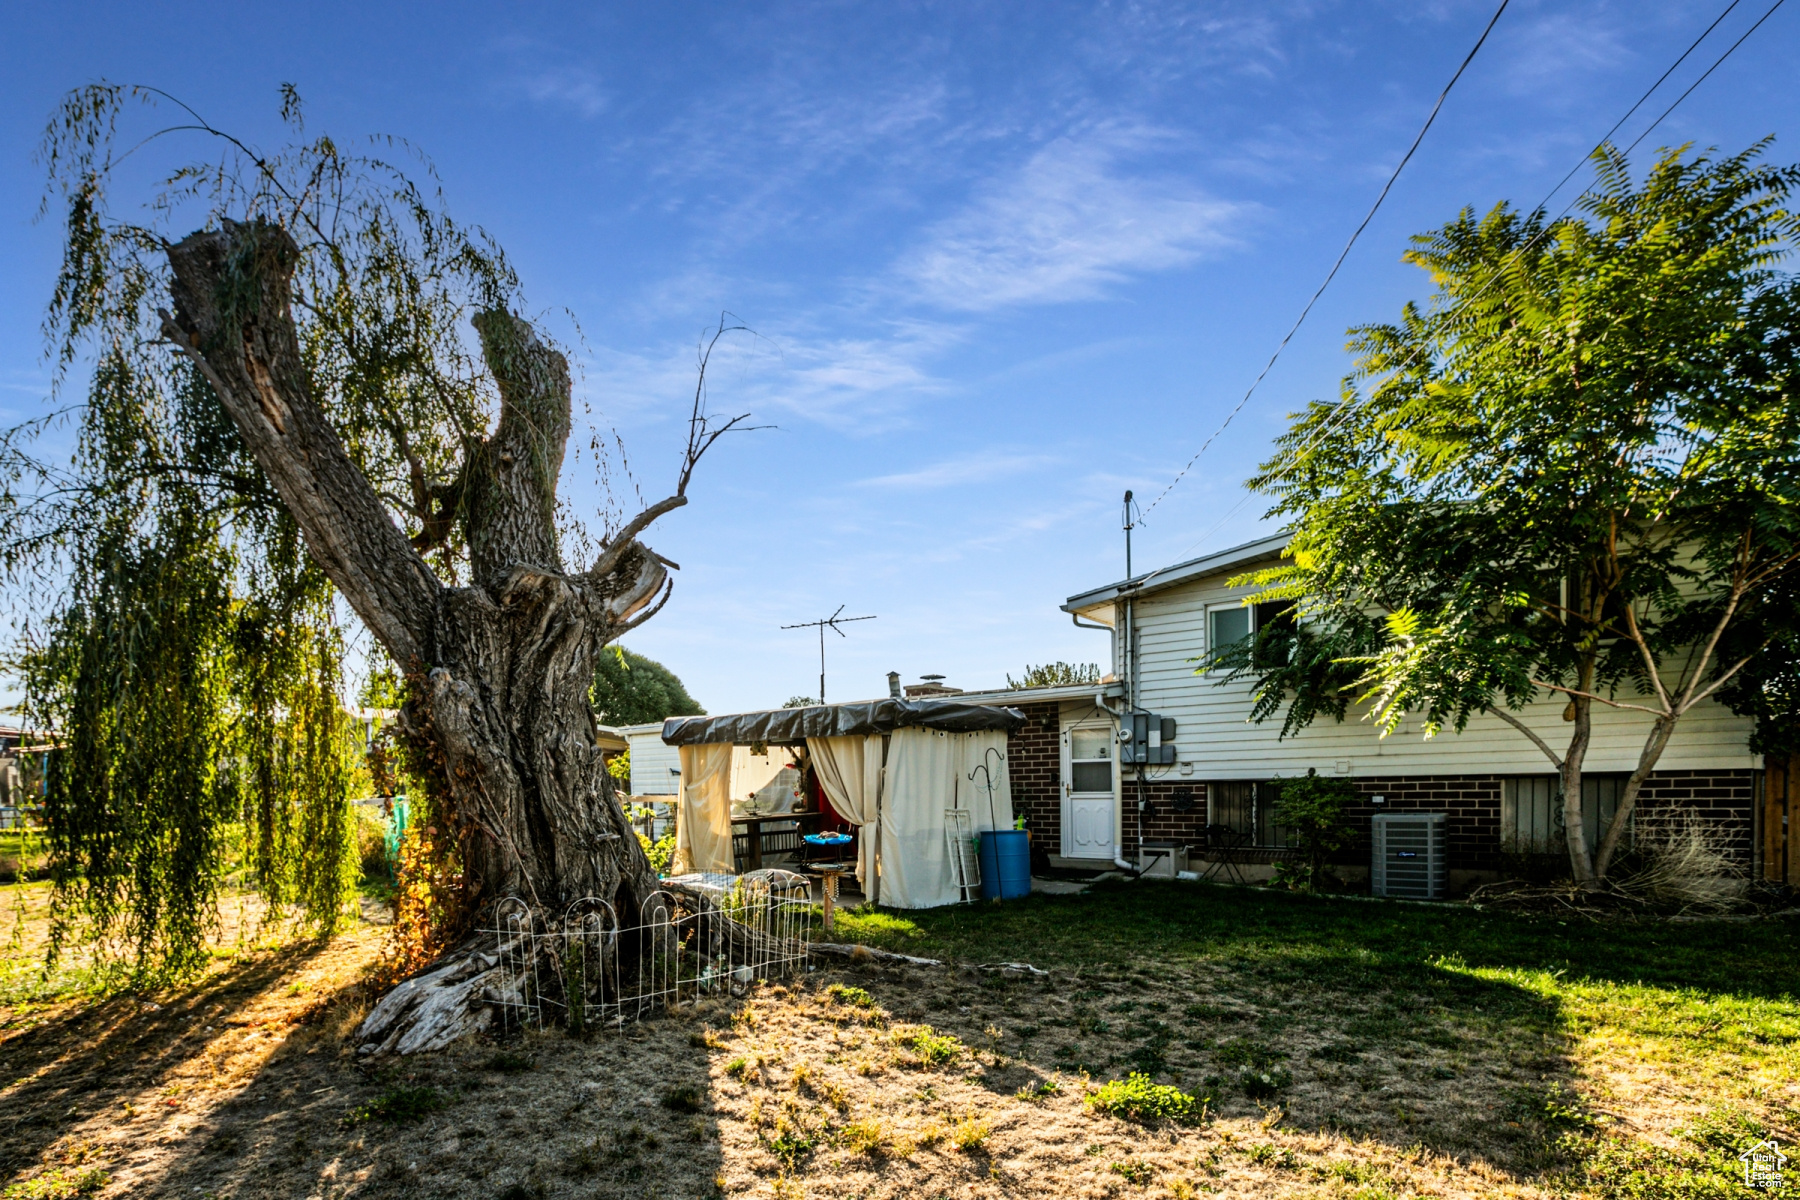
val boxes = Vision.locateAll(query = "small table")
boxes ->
[807,861,852,932]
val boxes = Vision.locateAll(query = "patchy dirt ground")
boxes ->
[2,881,1796,1199]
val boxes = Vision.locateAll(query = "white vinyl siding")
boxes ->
[625,726,682,795]
[1117,574,1758,779]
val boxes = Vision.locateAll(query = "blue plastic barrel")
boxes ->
[978,830,1032,901]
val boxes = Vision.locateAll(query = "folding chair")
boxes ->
[1200,824,1250,884]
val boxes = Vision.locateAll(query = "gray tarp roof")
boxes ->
[662,698,1027,746]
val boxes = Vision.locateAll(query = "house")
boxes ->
[954,533,1788,888]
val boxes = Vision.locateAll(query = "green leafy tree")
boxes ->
[8,85,745,1035]
[590,646,704,726]
[1007,662,1101,689]
[1268,771,1358,891]
[1215,144,1800,885]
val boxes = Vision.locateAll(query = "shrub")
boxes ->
[1269,771,1358,890]
[1085,1074,1208,1125]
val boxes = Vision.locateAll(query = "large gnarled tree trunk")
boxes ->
[161,219,688,1053]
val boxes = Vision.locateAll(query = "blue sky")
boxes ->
[2,1,1797,714]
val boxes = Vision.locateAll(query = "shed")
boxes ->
[661,698,1027,908]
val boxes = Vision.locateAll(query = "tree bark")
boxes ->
[162,219,670,1050]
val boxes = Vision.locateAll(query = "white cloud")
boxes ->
[575,318,960,435]
[857,452,1057,490]
[897,131,1247,311]
[519,66,609,118]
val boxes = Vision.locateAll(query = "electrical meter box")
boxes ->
[1120,712,1177,764]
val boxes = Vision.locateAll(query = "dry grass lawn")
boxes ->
[1,877,1796,1199]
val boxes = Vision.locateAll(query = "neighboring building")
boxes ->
[960,533,1773,886]
[624,722,683,796]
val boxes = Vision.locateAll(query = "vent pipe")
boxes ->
[887,671,902,699]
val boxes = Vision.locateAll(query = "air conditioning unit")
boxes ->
[1371,812,1447,900]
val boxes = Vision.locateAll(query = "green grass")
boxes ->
[832,879,1796,1000]
[834,879,1798,1181]
[0,1168,109,1200]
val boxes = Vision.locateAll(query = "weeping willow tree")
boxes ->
[6,85,740,1023]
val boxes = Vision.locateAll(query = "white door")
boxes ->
[1063,725,1116,859]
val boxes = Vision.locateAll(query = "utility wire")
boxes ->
[1141,0,1511,518]
[1129,0,1786,591]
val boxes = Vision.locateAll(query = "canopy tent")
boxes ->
[670,743,801,875]
[661,697,1025,745]
[663,699,1025,907]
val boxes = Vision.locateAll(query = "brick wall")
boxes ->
[1634,770,1758,866]
[1124,769,1756,873]
[1009,707,1757,874]
[1007,701,1062,847]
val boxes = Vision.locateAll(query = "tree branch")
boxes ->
[1526,679,1665,716]
[1484,706,1564,769]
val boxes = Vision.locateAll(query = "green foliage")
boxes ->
[637,828,675,877]
[825,983,875,1008]
[1216,143,1800,881]
[4,84,521,984]
[782,696,816,709]
[590,645,704,726]
[1269,771,1359,890]
[893,1025,964,1067]
[1007,662,1101,689]
[1085,1074,1208,1125]
[606,745,630,783]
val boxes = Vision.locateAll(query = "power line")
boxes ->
[1141,0,1512,517]
[1130,0,1786,590]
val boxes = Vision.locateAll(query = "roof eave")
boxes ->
[1061,531,1290,611]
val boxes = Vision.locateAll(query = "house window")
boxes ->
[1069,728,1113,794]
[1207,600,1296,669]
[1208,605,1251,657]
[1207,780,1296,848]
[1502,775,1632,855]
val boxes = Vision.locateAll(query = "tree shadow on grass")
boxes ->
[832,880,1800,1185]
[0,937,344,1191]
[136,982,734,1199]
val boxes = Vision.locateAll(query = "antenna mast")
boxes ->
[780,605,876,704]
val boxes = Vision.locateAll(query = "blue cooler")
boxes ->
[978,829,1032,901]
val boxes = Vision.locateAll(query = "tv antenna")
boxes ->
[781,605,876,705]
